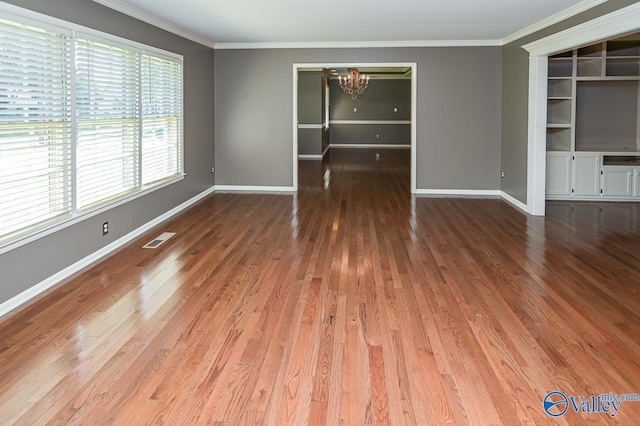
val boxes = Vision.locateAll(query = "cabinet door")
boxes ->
[602,167,633,196]
[634,169,640,198]
[546,153,571,195]
[573,153,601,196]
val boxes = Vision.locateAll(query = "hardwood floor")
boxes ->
[1,148,639,425]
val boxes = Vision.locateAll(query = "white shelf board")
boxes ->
[576,76,640,81]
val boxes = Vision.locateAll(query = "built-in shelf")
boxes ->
[578,44,603,57]
[603,155,640,166]
[577,58,603,77]
[547,127,571,151]
[547,98,571,125]
[547,78,572,98]
[546,33,640,201]
[576,76,640,81]
[576,146,640,153]
[607,40,640,57]
[606,58,640,77]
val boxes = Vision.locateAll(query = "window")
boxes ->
[0,12,183,248]
[76,36,140,210]
[141,54,182,186]
[0,18,72,241]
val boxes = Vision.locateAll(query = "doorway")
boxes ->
[292,62,417,193]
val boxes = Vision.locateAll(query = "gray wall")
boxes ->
[215,47,502,189]
[0,0,215,305]
[575,81,639,151]
[298,128,323,156]
[330,79,411,120]
[330,124,411,146]
[501,0,638,203]
[297,72,323,156]
[330,78,411,146]
[298,72,322,123]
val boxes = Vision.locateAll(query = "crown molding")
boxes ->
[90,0,216,48]
[213,39,502,50]
[502,0,608,45]
[522,2,640,56]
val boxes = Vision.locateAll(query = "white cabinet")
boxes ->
[546,153,640,200]
[602,167,634,196]
[546,153,571,195]
[573,153,601,196]
[634,169,640,197]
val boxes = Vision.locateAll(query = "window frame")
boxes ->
[0,3,184,255]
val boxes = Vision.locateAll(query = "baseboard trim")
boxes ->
[329,120,412,125]
[546,195,640,202]
[0,186,217,320]
[298,154,323,160]
[413,189,530,214]
[415,189,502,197]
[214,185,295,193]
[499,191,529,213]
[330,144,411,149]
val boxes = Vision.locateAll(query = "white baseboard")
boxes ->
[214,185,295,193]
[297,145,329,160]
[298,154,322,160]
[415,189,502,197]
[414,189,530,214]
[546,195,640,202]
[329,120,412,125]
[499,191,529,213]
[0,186,216,319]
[330,144,411,149]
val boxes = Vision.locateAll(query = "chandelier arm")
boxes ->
[338,67,369,100]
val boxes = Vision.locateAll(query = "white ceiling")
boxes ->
[94,0,602,47]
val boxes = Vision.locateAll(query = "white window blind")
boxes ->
[141,54,182,185]
[0,18,72,240]
[75,36,140,210]
[0,10,184,249]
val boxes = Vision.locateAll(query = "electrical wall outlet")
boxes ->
[501,171,505,178]
[102,221,109,235]
[211,166,215,173]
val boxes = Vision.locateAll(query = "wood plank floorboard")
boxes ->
[1,148,639,424]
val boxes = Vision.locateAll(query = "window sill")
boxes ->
[0,174,185,256]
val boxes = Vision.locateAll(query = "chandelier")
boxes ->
[338,68,369,100]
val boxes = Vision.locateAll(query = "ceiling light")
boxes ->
[338,68,369,100]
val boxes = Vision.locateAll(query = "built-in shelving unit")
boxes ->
[545,33,640,201]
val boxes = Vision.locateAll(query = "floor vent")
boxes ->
[142,232,176,249]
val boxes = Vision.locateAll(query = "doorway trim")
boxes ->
[522,3,640,216]
[293,62,418,193]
